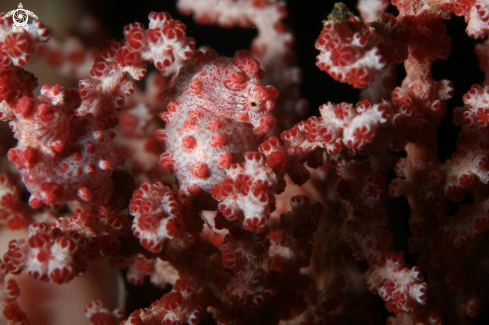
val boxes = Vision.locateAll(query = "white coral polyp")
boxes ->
[130,182,180,253]
[466,1,489,39]
[217,152,278,231]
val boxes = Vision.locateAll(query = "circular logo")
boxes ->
[6,3,38,32]
[13,9,28,28]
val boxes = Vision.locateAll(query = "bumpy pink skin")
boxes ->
[7,85,124,212]
[156,49,278,196]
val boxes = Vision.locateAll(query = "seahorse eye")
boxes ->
[249,100,262,112]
